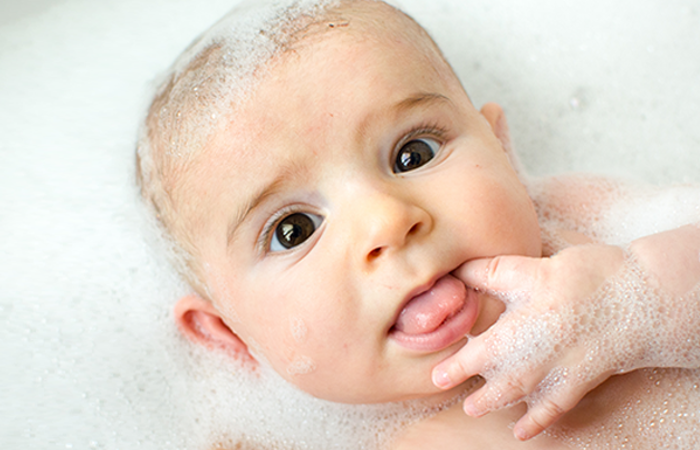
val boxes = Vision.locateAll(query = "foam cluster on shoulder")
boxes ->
[528,174,700,247]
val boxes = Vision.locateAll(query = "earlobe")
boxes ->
[480,102,524,174]
[174,294,256,363]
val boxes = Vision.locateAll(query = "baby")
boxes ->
[136,0,700,448]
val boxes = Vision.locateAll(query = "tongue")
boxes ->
[394,274,466,335]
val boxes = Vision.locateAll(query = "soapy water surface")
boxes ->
[2,0,700,449]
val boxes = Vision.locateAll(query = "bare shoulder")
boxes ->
[526,174,633,252]
[528,174,632,226]
[391,369,700,450]
[529,173,700,228]
[389,402,568,450]
[530,173,700,249]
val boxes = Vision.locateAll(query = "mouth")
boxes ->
[388,273,479,353]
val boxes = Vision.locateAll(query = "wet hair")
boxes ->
[135,0,453,292]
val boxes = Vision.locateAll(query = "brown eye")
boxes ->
[393,138,440,173]
[271,213,320,251]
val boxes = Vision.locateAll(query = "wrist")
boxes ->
[628,224,700,297]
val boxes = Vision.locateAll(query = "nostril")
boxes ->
[408,222,421,236]
[368,247,383,261]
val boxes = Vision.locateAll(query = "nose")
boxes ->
[348,183,433,266]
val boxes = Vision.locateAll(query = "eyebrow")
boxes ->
[393,93,452,114]
[356,92,453,142]
[226,92,453,247]
[227,160,307,248]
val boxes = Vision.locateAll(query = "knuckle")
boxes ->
[449,347,481,381]
[455,355,471,376]
[532,397,567,426]
[482,374,532,410]
[534,259,556,285]
[486,256,503,288]
[500,375,529,399]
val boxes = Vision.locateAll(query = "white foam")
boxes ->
[138,0,340,162]
[3,0,700,448]
[291,317,308,343]
[167,346,441,450]
[286,355,317,375]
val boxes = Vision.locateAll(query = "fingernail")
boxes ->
[514,425,530,441]
[432,369,451,388]
[463,398,481,417]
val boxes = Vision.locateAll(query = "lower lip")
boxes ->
[388,281,479,353]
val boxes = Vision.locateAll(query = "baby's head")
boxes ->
[137,0,542,404]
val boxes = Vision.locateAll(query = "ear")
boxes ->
[174,294,256,363]
[480,102,524,174]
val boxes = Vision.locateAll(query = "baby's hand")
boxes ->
[433,225,700,441]
[432,244,632,441]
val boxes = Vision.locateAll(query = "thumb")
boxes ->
[455,255,542,294]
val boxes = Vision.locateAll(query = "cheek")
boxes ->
[240,284,349,370]
[485,178,541,255]
[256,298,373,398]
[261,322,358,399]
[441,166,541,254]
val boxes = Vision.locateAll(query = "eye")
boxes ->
[270,212,323,252]
[393,137,440,173]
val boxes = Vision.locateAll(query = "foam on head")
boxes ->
[136,0,341,286]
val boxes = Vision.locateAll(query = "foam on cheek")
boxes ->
[286,355,317,376]
[286,319,316,374]
[290,317,308,343]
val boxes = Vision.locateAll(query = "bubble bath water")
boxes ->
[2,0,700,449]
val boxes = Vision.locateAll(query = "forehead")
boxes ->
[212,18,459,152]
[179,14,466,234]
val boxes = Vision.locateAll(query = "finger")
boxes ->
[512,373,607,441]
[432,337,489,390]
[455,255,542,294]
[513,396,568,441]
[461,366,547,418]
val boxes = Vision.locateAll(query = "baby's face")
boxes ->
[181,25,541,403]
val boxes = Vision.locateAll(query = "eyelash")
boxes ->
[393,123,448,163]
[257,205,306,253]
[396,122,448,149]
